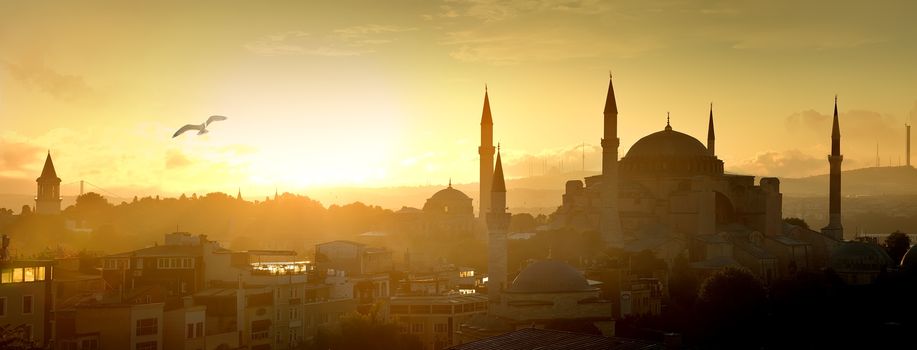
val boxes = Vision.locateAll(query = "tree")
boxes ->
[509,213,536,232]
[695,267,767,346]
[783,217,809,230]
[884,230,911,263]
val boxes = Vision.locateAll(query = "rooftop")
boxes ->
[447,328,662,350]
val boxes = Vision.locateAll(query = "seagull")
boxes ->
[172,115,228,138]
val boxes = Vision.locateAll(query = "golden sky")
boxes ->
[2,0,917,198]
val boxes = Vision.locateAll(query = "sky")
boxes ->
[2,0,917,199]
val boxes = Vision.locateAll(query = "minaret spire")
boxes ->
[822,95,844,240]
[487,145,509,304]
[707,103,716,156]
[600,74,623,245]
[479,86,495,219]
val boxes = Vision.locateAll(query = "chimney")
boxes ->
[904,124,911,167]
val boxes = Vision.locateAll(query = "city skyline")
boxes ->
[2,0,917,196]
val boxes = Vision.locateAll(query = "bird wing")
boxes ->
[172,124,204,138]
[205,115,228,126]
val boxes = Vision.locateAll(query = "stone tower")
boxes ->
[707,103,716,156]
[822,96,844,240]
[600,75,623,244]
[479,87,495,219]
[35,152,62,215]
[487,146,510,304]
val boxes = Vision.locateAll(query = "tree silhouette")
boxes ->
[695,267,767,346]
[783,217,809,230]
[884,230,911,263]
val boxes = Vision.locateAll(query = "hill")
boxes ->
[780,166,917,197]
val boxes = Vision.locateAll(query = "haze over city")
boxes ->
[2,1,917,350]
[3,0,917,199]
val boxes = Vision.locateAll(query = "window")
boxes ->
[82,339,99,350]
[136,318,158,336]
[195,322,204,338]
[22,295,32,314]
[275,331,283,344]
[186,324,194,339]
[1,268,11,283]
[104,259,128,270]
[135,341,157,350]
[289,308,299,320]
[459,270,474,278]
[22,324,32,341]
[135,259,144,269]
[0,297,5,317]
[157,258,193,269]
[23,267,35,282]
[12,268,23,283]
[411,323,423,333]
[434,323,447,333]
[289,329,297,344]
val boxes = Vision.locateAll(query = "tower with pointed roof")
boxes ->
[487,146,510,304]
[707,103,716,156]
[35,152,62,215]
[600,75,623,244]
[479,87,495,219]
[822,96,844,240]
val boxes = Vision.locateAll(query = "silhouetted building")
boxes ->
[450,328,662,350]
[390,293,488,349]
[0,259,54,347]
[461,150,614,344]
[551,77,843,284]
[35,152,62,215]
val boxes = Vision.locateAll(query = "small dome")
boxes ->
[830,242,895,272]
[506,260,595,293]
[625,128,709,159]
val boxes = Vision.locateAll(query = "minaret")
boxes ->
[487,145,510,304]
[600,74,623,244]
[821,96,844,240]
[707,103,716,156]
[35,151,62,215]
[237,188,242,200]
[479,86,495,219]
[907,123,911,167]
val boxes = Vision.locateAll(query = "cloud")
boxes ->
[726,107,907,177]
[501,143,601,177]
[443,28,659,65]
[438,0,607,22]
[727,149,825,178]
[245,25,416,57]
[1,56,97,102]
[0,137,44,178]
[165,150,192,169]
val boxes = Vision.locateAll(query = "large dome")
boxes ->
[620,125,724,177]
[625,128,709,159]
[506,260,595,294]
[428,186,471,202]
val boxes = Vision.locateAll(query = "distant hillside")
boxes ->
[781,166,917,197]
